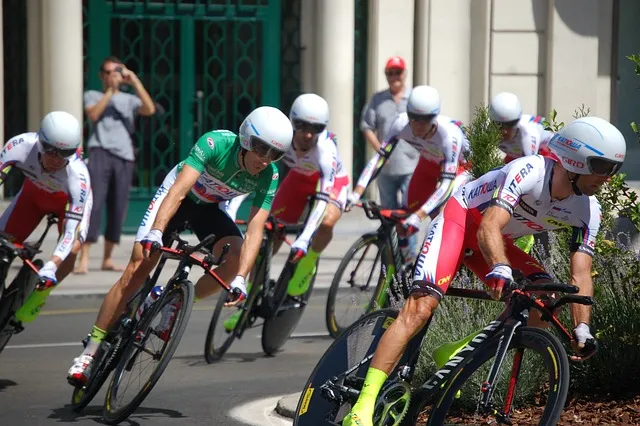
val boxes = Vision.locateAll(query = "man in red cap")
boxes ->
[359,56,418,261]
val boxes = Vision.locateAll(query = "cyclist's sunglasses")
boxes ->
[250,136,287,162]
[41,143,77,159]
[408,112,436,123]
[292,119,326,135]
[587,157,623,177]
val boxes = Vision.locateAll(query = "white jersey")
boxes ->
[357,114,466,190]
[500,115,554,161]
[453,155,600,256]
[282,130,347,193]
[0,132,91,259]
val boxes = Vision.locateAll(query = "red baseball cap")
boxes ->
[385,56,406,71]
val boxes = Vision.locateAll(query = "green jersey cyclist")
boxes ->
[66,106,293,385]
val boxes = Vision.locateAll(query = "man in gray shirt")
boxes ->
[74,56,155,274]
[360,56,419,258]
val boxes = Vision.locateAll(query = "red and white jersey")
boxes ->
[0,132,91,259]
[453,155,600,256]
[357,114,466,189]
[501,115,554,162]
[282,130,347,194]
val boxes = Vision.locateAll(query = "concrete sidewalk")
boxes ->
[14,208,382,299]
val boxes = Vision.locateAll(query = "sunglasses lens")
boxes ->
[589,157,621,176]
[42,144,76,158]
[251,136,285,161]
[408,113,434,122]
[293,120,325,134]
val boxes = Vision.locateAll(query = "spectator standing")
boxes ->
[360,56,418,258]
[74,56,155,274]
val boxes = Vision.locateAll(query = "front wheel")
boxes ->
[411,327,570,426]
[103,280,194,424]
[326,234,390,339]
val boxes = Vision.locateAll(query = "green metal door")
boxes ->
[84,0,281,233]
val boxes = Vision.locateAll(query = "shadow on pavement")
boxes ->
[174,351,271,367]
[0,378,17,392]
[48,404,187,424]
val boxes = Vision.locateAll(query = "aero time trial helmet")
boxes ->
[39,111,82,157]
[239,106,293,161]
[289,93,330,135]
[489,92,522,127]
[407,85,440,121]
[548,116,626,176]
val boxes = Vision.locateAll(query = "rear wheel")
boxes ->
[103,280,194,424]
[326,235,390,338]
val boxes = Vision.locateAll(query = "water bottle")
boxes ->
[136,286,164,320]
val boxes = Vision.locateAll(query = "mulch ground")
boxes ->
[418,394,640,425]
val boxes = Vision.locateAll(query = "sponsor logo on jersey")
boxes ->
[507,163,534,194]
[518,200,537,217]
[545,217,571,228]
[194,145,206,161]
[79,174,88,204]
[140,184,168,227]
[467,179,498,201]
[512,212,545,232]
[207,137,214,148]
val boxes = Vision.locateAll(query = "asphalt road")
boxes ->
[0,290,335,425]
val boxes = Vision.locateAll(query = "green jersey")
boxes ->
[180,130,280,210]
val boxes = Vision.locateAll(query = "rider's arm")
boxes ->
[52,164,91,265]
[292,143,338,251]
[237,206,269,278]
[353,115,408,196]
[149,165,200,232]
[84,89,116,123]
[519,124,538,157]
[0,135,32,185]
[478,156,544,265]
[567,196,600,326]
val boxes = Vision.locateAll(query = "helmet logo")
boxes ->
[271,140,284,149]
[615,153,625,159]
[561,156,585,169]
[553,135,581,152]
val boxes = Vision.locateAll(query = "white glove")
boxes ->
[573,323,594,345]
[345,192,361,211]
[141,229,163,249]
[291,238,310,257]
[230,275,247,300]
[485,263,513,291]
[38,260,58,284]
[402,213,422,236]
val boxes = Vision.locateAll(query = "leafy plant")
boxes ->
[464,105,504,178]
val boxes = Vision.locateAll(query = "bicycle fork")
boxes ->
[478,317,523,424]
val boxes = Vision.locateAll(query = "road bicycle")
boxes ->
[325,200,411,338]
[70,228,236,424]
[204,204,317,361]
[295,270,595,425]
[0,213,58,354]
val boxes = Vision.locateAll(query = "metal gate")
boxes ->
[85,0,282,232]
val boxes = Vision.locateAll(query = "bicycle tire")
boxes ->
[325,234,390,338]
[261,259,318,356]
[204,256,266,363]
[412,327,570,426]
[0,259,42,355]
[103,279,194,424]
[294,308,404,425]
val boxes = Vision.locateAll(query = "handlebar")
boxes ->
[357,200,409,223]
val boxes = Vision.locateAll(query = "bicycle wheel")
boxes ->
[294,308,419,425]
[0,259,42,355]
[261,261,318,356]
[204,258,266,363]
[411,327,570,426]
[103,279,194,424]
[325,234,391,338]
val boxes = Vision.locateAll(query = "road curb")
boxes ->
[275,392,300,419]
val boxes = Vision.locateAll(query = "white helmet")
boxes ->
[290,93,330,128]
[489,92,522,123]
[407,85,440,116]
[548,116,626,176]
[239,106,293,160]
[38,111,82,156]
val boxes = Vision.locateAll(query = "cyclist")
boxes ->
[0,111,92,323]
[489,92,555,252]
[348,85,470,244]
[66,106,293,385]
[343,116,624,426]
